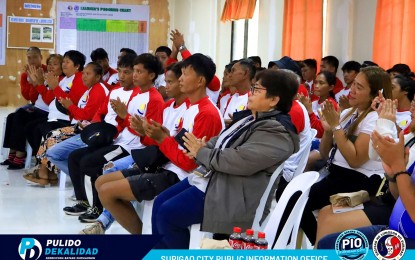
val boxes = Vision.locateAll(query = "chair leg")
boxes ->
[59,171,67,191]
[25,142,32,169]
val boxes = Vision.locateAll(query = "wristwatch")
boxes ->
[178,44,186,52]
[332,125,342,132]
[385,171,411,183]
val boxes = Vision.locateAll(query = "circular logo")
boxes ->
[67,5,73,11]
[373,229,406,260]
[18,238,42,260]
[335,229,369,260]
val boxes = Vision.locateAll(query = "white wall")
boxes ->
[168,0,231,80]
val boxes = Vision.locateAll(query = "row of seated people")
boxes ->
[1,30,414,249]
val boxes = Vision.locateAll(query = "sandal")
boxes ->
[23,169,58,186]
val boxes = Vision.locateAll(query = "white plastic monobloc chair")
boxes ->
[251,162,285,231]
[291,128,318,179]
[262,171,319,249]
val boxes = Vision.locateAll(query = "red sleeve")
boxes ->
[29,86,40,104]
[333,78,344,95]
[159,110,223,172]
[180,49,192,60]
[297,84,309,97]
[53,72,87,105]
[309,112,324,138]
[20,73,32,102]
[67,84,107,121]
[34,84,55,105]
[167,57,178,66]
[288,102,305,133]
[92,94,110,122]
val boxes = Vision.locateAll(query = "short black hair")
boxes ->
[248,56,262,67]
[342,61,361,72]
[85,61,103,78]
[255,69,299,113]
[120,48,137,55]
[27,46,41,55]
[118,53,137,70]
[166,61,183,79]
[64,50,86,71]
[181,53,216,86]
[394,75,415,101]
[225,60,238,73]
[318,71,337,86]
[238,58,257,80]
[134,53,163,82]
[90,48,109,61]
[155,46,172,56]
[322,55,339,71]
[302,59,317,70]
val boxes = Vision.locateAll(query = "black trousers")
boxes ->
[3,106,48,152]
[25,119,71,155]
[68,145,129,211]
[300,164,383,245]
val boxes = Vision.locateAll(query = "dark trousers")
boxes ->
[25,119,71,155]
[300,164,383,245]
[3,106,48,152]
[68,145,129,211]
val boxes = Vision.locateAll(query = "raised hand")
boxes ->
[169,29,185,50]
[297,93,312,114]
[183,132,206,158]
[59,97,73,109]
[129,114,146,136]
[378,99,397,123]
[144,119,170,143]
[321,100,340,129]
[45,72,59,90]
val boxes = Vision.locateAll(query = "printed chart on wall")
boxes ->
[57,2,149,64]
[0,0,6,65]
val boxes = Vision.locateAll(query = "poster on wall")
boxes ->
[0,0,6,65]
[57,2,149,66]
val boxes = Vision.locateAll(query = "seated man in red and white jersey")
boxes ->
[168,29,221,104]
[320,55,344,95]
[95,54,224,234]
[218,61,238,115]
[223,59,256,126]
[90,48,118,91]
[63,53,164,223]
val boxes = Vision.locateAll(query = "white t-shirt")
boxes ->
[335,87,351,103]
[47,75,75,122]
[223,92,249,119]
[332,108,384,178]
[396,110,412,130]
[154,74,166,89]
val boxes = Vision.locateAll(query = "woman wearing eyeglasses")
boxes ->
[151,69,300,249]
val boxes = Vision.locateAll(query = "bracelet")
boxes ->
[385,171,411,183]
[178,44,186,52]
[332,125,342,132]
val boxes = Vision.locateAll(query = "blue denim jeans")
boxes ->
[46,134,86,174]
[97,155,135,230]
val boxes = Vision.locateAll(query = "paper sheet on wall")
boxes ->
[57,2,149,66]
[0,0,6,65]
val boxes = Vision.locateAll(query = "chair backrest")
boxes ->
[291,128,317,179]
[251,162,285,231]
[262,171,319,249]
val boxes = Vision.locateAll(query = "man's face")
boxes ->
[27,51,42,67]
[229,62,247,88]
[155,51,169,70]
[320,60,335,73]
[95,58,110,73]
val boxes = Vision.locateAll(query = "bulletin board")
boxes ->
[0,1,6,64]
[57,2,149,64]
[7,16,55,50]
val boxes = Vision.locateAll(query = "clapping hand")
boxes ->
[110,97,128,119]
[182,132,206,159]
[378,99,397,123]
[45,72,59,90]
[144,119,170,143]
[129,114,146,136]
[321,100,340,129]
[59,97,73,109]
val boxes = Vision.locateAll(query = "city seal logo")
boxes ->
[373,229,406,260]
[335,229,369,260]
[18,238,42,260]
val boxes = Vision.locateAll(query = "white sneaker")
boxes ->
[79,222,105,234]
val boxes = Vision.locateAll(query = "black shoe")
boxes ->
[63,201,90,216]
[7,162,25,170]
[0,159,12,166]
[78,207,102,223]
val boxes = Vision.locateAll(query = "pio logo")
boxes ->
[335,230,369,260]
[18,238,42,260]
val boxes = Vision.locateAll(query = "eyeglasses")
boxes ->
[250,85,267,95]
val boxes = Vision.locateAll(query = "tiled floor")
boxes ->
[0,107,128,235]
